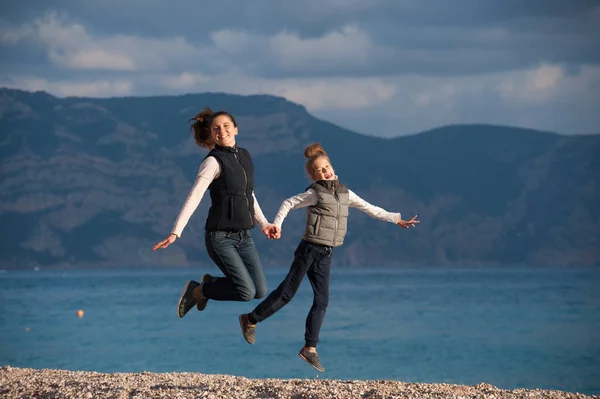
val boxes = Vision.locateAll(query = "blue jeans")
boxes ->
[203,230,267,302]
[248,240,332,348]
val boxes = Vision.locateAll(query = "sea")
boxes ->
[0,267,598,395]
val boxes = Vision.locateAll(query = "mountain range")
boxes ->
[1,88,598,269]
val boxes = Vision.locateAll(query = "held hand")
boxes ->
[152,233,177,250]
[262,225,272,238]
[397,215,420,229]
[263,224,281,240]
[270,225,281,239]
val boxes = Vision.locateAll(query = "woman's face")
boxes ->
[210,114,238,147]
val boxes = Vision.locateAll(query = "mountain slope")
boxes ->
[1,88,598,269]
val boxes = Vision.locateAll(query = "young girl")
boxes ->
[238,143,419,372]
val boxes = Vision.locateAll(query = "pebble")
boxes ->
[0,366,597,399]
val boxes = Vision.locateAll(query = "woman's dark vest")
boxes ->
[204,145,255,231]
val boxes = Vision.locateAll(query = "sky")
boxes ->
[1,1,599,137]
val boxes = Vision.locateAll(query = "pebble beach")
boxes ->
[1,366,597,399]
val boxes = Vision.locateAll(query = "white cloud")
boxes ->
[0,23,34,45]
[1,8,598,136]
[499,64,568,104]
[205,25,390,76]
[271,78,397,110]
[531,65,563,90]
[412,84,456,107]
[162,72,210,90]
[268,26,376,69]
[210,30,252,53]
[3,76,133,97]
[160,71,396,110]
[34,13,88,49]
[3,13,138,71]
[56,80,133,97]
[49,48,137,70]
[311,63,600,136]
[2,13,200,72]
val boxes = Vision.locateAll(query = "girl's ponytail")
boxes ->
[304,143,327,159]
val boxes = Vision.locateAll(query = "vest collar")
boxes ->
[314,176,341,190]
[214,143,238,153]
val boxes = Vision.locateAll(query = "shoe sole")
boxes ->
[298,351,325,372]
[177,281,194,319]
[239,315,255,345]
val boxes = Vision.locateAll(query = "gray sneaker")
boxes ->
[298,347,325,372]
[196,274,215,311]
[177,280,199,318]
[239,314,256,345]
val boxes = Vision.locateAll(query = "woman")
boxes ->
[153,108,276,318]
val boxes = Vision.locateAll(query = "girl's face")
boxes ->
[210,115,238,147]
[311,157,335,181]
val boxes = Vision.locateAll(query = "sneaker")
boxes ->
[239,314,256,345]
[177,280,200,318]
[196,274,215,311]
[298,347,325,372]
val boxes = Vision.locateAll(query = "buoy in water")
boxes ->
[77,309,84,318]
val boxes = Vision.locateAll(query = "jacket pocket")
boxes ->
[314,217,321,236]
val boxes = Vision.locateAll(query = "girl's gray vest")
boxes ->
[302,179,349,247]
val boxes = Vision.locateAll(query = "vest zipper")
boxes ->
[234,149,252,224]
[333,189,340,245]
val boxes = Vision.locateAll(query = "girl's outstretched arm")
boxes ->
[348,189,420,228]
[348,189,401,223]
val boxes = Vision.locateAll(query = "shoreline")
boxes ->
[1,366,597,399]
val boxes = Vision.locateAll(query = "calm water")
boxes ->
[0,267,599,395]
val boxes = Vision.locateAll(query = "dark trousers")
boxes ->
[202,230,268,302]
[249,240,332,348]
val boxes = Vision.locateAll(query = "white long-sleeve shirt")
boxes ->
[171,156,269,237]
[273,184,401,229]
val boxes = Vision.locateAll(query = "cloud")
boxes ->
[319,63,600,136]
[3,5,599,79]
[3,60,598,136]
[1,13,200,72]
[412,85,457,108]
[203,25,388,78]
[0,3,598,137]
[2,76,133,97]
[0,24,34,45]
[499,64,565,104]
[159,71,396,110]
[268,78,397,110]
[268,26,375,71]
[162,72,211,90]
[49,48,137,71]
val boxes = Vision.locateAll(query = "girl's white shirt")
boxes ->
[171,156,269,237]
[273,177,401,228]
